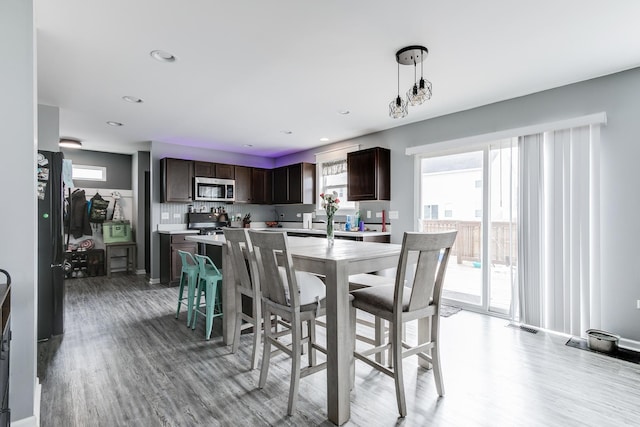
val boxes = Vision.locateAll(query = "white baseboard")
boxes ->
[148,277,160,285]
[136,269,146,275]
[11,415,38,427]
[619,338,640,352]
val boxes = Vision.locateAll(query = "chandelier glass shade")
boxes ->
[389,45,431,118]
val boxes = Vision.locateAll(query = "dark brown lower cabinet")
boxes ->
[160,234,197,284]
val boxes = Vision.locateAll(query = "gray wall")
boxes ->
[279,67,640,342]
[0,0,37,422]
[61,149,133,190]
[37,104,59,152]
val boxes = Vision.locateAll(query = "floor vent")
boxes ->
[506,323,539,334]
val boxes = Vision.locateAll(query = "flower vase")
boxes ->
[326,216,335,246]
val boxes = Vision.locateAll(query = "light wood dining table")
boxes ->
[186,233,402,425]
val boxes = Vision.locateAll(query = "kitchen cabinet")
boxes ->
[235,166,272,204]
[215,163,235,179]
[252,168,272,204]
[194,161,235,179]
[272,162,315,204]
[193,161,215,178]
[347,147,390,201]
[161,158,193,202]
[234,166,251,203]
[160,233,198,284]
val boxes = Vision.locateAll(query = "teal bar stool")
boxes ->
[176,250,200,327]
[192,254,223,340]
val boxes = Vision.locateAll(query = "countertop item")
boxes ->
[185,234,226,245]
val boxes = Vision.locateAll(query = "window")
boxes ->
[315,145,359,214]
[72,164,107,181]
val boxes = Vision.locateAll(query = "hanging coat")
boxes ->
[69,189,92,238]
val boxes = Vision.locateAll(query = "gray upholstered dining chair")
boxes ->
[247,230,330,416]
[222,227,262,370]
[350,230,458,418]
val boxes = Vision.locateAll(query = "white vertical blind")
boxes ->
[518,125,601,336]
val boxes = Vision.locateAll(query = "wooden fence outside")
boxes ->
[422,220,517,266]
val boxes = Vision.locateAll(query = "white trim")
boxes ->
[619,338,640,352]
[313,144,360,157]
[148,277,160,285]
[11,416,39,427]
[405,112,607,156]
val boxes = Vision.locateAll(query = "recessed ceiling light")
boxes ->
[106,121,123,127]
[243,144,253,147]
[122,95,143,103]
[59,138,82,149]
[150,50,176,63]
[320,137,329,142]
[280,130,293,135]
[338,110,350,115]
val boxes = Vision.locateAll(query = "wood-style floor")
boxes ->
[38,274,640,427]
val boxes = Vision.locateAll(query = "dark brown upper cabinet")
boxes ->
[215,163,235,179]
[251,168,272,204]
[273,163,316,204]
[193,161,215,178]
[161,158,193,202]
[234,166,251,203]
[347,147,390,201]
[193,161,235,179]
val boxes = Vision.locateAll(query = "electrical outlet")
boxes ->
[161,212,169,220]
[367,210,371,218]
[389,210,399,219]
[280,213,285,219]
[375,212,382,218]
[637,300,640,310]
[173,213,181,219]
[296,213,301,217]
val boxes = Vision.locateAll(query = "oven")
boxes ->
[193,177,235,202]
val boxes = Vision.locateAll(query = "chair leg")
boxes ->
[187,275,198,328]
[232,290,243,354]
[250,296,262,370]
[350,304,356,390]
[375,317,385,365]
[192,280,203,330]
[176,273,186,319]
[258,306,272,389]
[307,318,316,367]
[431,314,445,396]
[288,315,302,416]
[205,281,216,340]
[392,320,407,418]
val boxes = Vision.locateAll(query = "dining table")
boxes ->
[185,232,402,425]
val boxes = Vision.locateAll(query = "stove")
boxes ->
[187,212,229,235]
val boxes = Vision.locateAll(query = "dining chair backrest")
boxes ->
[177,249,198,270]
[248,230,300,308]
[394,231,458,315]
[193,253,221,278]
[222,227,256,292]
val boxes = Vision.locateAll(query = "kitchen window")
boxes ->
[315,145,359,214]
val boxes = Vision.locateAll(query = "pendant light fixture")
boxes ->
[389,61,408,119]
[389,45,431,118]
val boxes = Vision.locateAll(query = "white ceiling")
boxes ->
[36,1,640,157]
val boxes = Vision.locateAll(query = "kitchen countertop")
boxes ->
[157,229,200,235]
[256,228,390,237]
[185,227,391,245]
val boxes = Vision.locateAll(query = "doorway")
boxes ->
[417,140,518,315]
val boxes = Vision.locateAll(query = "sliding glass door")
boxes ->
[417,140,518,315]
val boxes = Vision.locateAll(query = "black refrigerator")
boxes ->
[37,150,66,341]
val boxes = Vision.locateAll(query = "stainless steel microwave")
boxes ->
[193,177,235,202]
